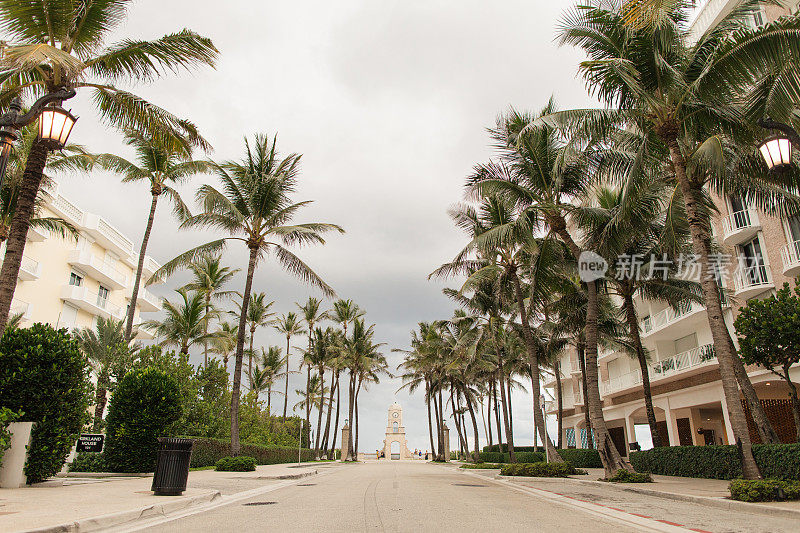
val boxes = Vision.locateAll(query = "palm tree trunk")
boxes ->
[465,392,480,461]
[230,246,258,456]
[283,336,291,420]
[664,136,761,479]
[510,271,562,462]
[431,385,441,457]
[248,328,255,384]
[452,389,468,457]
[555,361,563,449]
[332,373,342,458]
[438,389,446,460]
[315,364,325,456]
[305,365,311,442]
[486,390,494,448]
[346,373,356,460]
[493,380,503,446]
[322,371,336,457]
[204,295,211,368]
[426,380,436,457]
[729,331,779,443]
[125,191,159,340]
[0,138,48,331]
[550,219,628,474]
[623,292,661,447]
[577,341,593,448]
[92,371,110,432]
[267,384,272,415]
[354,379,362,458]
[782,366,800,442]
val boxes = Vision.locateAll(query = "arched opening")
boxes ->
[391,441,400,460]
[392,421,398,433]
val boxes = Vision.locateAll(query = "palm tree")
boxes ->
[210,321,238,370]
[274,312,306,421]
[145,288,215,355]
[297,297,328,445]
[153,134,342,455]
[183,255,239,367]
[94,131,210,340]
[237,292,274,382]
[259,345,286,415]
[555,0,800,477]
[293,374,328,419]
[0,0,217,331]
[75,317,136,430]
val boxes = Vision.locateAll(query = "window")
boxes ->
[97,286,109,308]
[738,237,768,285]
[674,333,698,356]
[787,216,800,244]
[392,422,398,433]
[607,358,621,379]
[69,272,83,287]
[728,195,752,229]
[60,303,78,328]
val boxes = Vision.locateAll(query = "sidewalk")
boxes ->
[0,462,323,533]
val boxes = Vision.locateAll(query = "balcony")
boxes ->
[82,214,134,259]
[135,288,161,313]
[60,284,124,320]
[573,388,583,405]
[26,225,48,242]
[601,344,717,396]
[18,256,41,281]
[49,193,84,226]
[544,399,558,414]
[134,320,156,340]
[732,263,773,299]
[141,256,162,283]
[67,250,128,289]
[10,299,32,320]
[721,208,760,246]
[640,300,704,341]
[781,241,800,277]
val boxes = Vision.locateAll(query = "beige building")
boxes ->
[6,179,161,338]
[545,0,800,453]
[382,403,413,460]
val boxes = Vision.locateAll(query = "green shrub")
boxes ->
[630,444,800,480]
[478,451,504,463]
[606,469,653,483]
[729,479,800,502]
[483,444,544,453]
[104,368,182,473]
[215,456,257,471]
[557,449,603,468]
[0,324,92,483]
[460,463,501,469]
[477,451,545,463]
[68,452,108,473]
[0,407,21,464]
[500,461,587,477]
[188,437,314,468]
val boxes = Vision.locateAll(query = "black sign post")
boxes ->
[76,434,104,453]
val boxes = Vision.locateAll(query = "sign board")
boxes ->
[76,434,104,453]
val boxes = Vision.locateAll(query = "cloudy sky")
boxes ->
[53,0,603,453]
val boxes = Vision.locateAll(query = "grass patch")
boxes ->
[604,469,653,483]
[189,465,216,471]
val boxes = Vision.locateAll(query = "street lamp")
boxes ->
[0,88,77,190]
[757,117,800,171]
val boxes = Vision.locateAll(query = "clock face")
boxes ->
[392,412,398,418]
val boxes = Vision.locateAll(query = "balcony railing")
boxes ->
[602,344,717,395]
[10,299,31,319]
[640,300,697,335]
[721,208,760,244]
[67,250,128,289]
[732,263,773,296]
[573,388,583,405]
[781,240,800,275]
[50,194,84,224]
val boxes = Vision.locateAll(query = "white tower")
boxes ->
[382,402,412,459]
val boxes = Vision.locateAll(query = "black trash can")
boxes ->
[151,437,194,496]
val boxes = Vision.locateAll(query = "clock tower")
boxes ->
[382,402,412,459]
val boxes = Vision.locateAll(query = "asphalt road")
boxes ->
[138,461,646,533]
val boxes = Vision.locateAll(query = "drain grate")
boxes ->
[297,483,316,486]
[243,501,277,506]
[452,483,487,487]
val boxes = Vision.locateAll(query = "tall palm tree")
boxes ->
[95,131,209,340]
[183,255,239,367]
[259,345,286,415]
[555,0,800,477]
[75,317,137,430]
[292,374,327,419]
[274,312,306,421]
[297,297,328,436]
[145,288,214,355]
[237,292,274,382]
[153,134,342,455]
[0,0,217,331]
[210,321,238,370]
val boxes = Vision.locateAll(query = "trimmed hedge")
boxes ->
[189,437,314,468]
[557,448,603,468]
[606,469,653,483]
[461,463,501,469]
[483,444,545,453]
[69,452,108,473]
[477,451,545,463]
[729,479,800,502]
[104,368,182,473]
[501,461,587,477]
[630,443,800,481]
[0,324,92,483]
[216,456,257,472]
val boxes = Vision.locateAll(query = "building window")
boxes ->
[97,286,109,308]
[728,195,751,229]
[69,272,83,287]
[60,303,78,328]
[674,333,698,356]
[738,236,767,284]
[393,422,398,433]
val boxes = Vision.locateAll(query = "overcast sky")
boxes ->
[51,0,603,453]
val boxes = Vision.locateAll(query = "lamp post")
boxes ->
[0,88,78,190]
[757,117,799,171]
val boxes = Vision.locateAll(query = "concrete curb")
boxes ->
[497,474,800,520]
[19,490,221,533]
[235,469,318,481]
[54,472,152,479]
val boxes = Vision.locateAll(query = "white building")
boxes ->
[545,0,800,453]
[7,179,161,338]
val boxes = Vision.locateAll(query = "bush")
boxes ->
[630,443,800,480]
[478,451,504,463]
[483,444,544,453]
[0,324,92,483]
[729,479,800,502]
[104,368,182,473]
[215,456,257,471]
[188,437,314,468]
[0,407,21,464]
[501,461,587,477]
[606,469,653,483]
[461,463,501,469]
[68,452,108,473]
[557,449,603,468]
[477,451,545,463]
